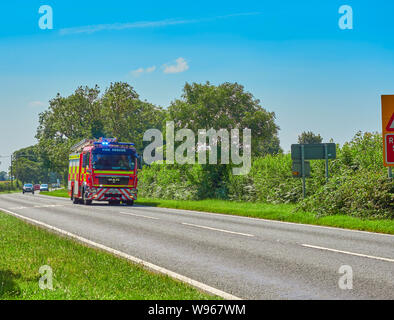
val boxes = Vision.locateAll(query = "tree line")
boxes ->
[12,81,289,183]
[11,80,324,184]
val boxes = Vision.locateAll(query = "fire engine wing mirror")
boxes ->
[137,156,143,170]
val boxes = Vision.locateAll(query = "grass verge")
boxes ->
[0,211,219,300]
[0,190,20,195]
[40,189,68,198]
[40,189,394,235]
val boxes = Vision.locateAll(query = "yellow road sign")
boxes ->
[381,95,394,167]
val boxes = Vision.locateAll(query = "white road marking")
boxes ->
[302,244,394,263]
[125,204,394,238]
[182,222,254,237]
[9,204,68,210]
[0,207,241,300]
[119,211,160,220]
[9,205,67,210]
[33,204,66,208]
[21,194,394,238]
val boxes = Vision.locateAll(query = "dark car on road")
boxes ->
[23,184,34,194]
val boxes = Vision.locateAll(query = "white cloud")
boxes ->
[131,66,157,77]
[59,12,261,35]
[28,101,45,107]
[146,66,156,73]
[131,68,144,77]
[163,58,189,74]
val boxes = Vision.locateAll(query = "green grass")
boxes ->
[0,211,219,300]
[0,189,20,195]
[40,189,69,198]
[40,189,394,235]
[0,181,20,194]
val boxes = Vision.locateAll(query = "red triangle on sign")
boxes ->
[386,113,394,132]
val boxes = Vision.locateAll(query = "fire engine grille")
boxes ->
[98,176,129,185]
[104,193,121,198]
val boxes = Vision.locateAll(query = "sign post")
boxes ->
[291,143,337,199]
[301,145,306,198]
[381,95,394,178]
[324,144,329,182]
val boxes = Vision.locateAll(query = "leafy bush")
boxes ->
[0,181,20,192]
[228,154,300,203]
[298,169,393,219]
[138,163,204,200]
[138,132,393,219]
[297,132,392,219]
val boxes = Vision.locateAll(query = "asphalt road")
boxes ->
[0,192,393,300]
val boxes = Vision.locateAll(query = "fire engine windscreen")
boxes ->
[92,153,136,171]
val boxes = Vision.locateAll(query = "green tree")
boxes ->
[298,131,323,144]
[13,159,41,184]
[12,146,44,184]
[36,86,102,180]
[166,81,281,199]
[100,82,165,154]
[36,82,164,180]
[167,81,281,156]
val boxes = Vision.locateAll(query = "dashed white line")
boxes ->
[119,211,160,220]
[9,204,67,210]
[302,244,394,263]
[34,204,67,208]
[182,222,254,237]
[129,204,394,238]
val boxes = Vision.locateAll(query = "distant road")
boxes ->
[0,193,393,300]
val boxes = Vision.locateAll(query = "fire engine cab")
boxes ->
[68,138,138,205]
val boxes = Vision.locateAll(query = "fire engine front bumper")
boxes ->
[86,187,137,201]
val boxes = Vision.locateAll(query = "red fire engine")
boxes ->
[68,138,138,205]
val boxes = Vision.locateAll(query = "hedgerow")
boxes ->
[138,132,393,219]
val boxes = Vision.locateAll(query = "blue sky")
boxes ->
[1,0,394,171]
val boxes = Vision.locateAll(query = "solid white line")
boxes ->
[119,211,159,220]
[182,222,254,237]
[0,207,241,300]
[302,244,394,263]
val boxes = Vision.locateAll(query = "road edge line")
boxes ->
[0,207,242,300]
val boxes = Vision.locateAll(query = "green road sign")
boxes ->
[291,143,337,199]
[291,143,336,161]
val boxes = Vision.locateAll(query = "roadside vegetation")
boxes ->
[0,211,219,300]
[39,189,68,198]
[135,199,394,235]
[140,132,393,220]
[0,181,20,194]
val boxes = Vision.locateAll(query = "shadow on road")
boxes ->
[75,203,158,208]
[0,270,21,298]
[134,202,159,207]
